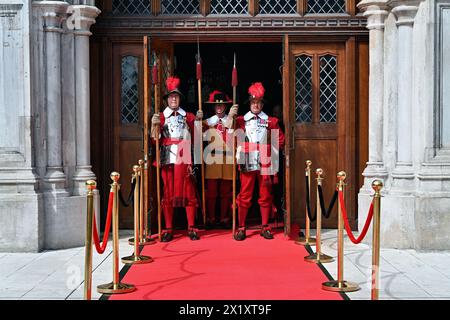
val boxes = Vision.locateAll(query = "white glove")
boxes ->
[151,113,160,126]
[196,110,204,120]
[229,105,238,118]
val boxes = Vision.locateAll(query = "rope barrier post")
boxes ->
[97,172,136,294]
[83,180,96,300]
[122,166,153,265]
[304,169,334,264]
[322,171,360,292]
[371,180,383,300]
[138,159,155,245]
[296,160,316,246]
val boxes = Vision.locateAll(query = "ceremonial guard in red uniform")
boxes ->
[227,82,285,241]
[151,76,203,241]
[202,90,234,228]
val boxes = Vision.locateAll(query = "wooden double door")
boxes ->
[97,35,367,232]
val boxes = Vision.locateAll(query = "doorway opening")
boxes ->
[170,41,285,229]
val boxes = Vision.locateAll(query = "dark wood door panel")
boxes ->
[294,139,338,229]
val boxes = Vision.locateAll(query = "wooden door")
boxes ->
[113,43,145,228]
[112,39,174,229]
[285,39,356,230]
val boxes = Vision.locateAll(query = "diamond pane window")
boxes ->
[210,0,248,14]
[121,56,140,124]
[319,55,337,123]
[161,0,199,15]
[259,0,297,14]
[307,0,345,14]
[295,55,313,123]
[112,0,151,15]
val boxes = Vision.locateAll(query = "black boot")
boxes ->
[188,227,200,241]
[161,229,174,242]
[234,228,246,241]
[260,225,274,240]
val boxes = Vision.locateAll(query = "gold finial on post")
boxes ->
[306,160,312,168]
[372,180,383,195]
[111,172,120,183]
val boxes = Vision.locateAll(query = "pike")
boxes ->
[142,36,154,244]
[152,50,162,241]
[231,52,238,237]
[196,38,206,225]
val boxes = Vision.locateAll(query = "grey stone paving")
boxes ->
[0,229,449,300]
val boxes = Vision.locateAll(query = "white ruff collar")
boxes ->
[163,107,186,118]
[244,111,268,121]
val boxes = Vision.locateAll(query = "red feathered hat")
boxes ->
[247,82,266,103]
[163,76,184,100]
[205,90,232,105]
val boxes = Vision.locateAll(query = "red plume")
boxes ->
[248,82,265,99]
[152,64,158,85]
[232,67,238,87]
[209,90,222,102]
[166,76,180,92]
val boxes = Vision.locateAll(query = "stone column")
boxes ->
[390,0,420,191]
[358,1,390,192]
[69,4,100,195]
[42,1,69,193]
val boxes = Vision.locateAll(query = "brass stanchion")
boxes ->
[129,160,155,246]
[83,180,96,300]
[138,159,155,245]
[304,169,334,264]
[296,160,316,246]
[122,166,153,265]
[371,180,383,300]
[322,171,360,292]
[97,172,136,294]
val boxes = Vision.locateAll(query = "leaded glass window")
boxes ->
[307,0,346,14]
[319,55,337,123]
[112,0,151,15]
[259,0,297,14]
[161,0,200,15]
[295,55,313,123]
[121,56,140,124]
[210,0,248,14]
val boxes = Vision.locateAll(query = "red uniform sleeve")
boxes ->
[186,112,196,135]
[235,116,245,130]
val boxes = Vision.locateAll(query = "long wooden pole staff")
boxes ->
[143,36,150,242]
[196,40,206,225]
[152,52,162,241]
[231,53,238,238]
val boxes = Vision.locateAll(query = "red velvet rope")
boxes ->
[92,191,114,254]
[338,191,374,244]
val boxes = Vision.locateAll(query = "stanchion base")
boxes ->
[97,282,136,294]
[121,254,153,265]
[295,237,317,246]
[140,237,157,246]
[322,280,360,292]
[128,237,157,246]
[304,252,334,264]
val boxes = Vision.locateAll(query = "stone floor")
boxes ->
[0,229,449,300]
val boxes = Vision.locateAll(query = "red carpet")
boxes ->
[109,227,343,300]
